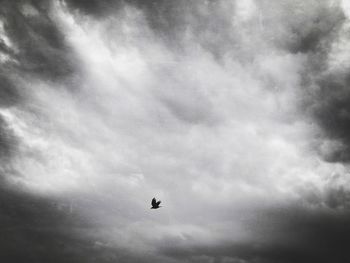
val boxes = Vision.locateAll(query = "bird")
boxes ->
[151,197,161,209]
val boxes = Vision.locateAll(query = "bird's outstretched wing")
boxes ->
[151,198,157,207]
[156,200,161,206]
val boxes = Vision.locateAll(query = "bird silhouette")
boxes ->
[151,197,161,209]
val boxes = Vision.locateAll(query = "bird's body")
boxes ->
[151,197,161,209]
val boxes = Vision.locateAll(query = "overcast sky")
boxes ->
[1,0,350,262]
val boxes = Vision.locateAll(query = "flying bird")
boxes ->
[151,197,161,209]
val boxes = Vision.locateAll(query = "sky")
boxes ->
[1,0,350,262]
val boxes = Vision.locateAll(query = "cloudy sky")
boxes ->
[1,0,350,262]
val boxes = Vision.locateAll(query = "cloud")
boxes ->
[1,0,350,262]
[0,183,174,263]
[158,204,350,263]
[282,0,350,162]
[0,0,76,80]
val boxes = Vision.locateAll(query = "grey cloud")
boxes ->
[255,0,350,163]
[0,184,172,263]
[256,0,345,54]
[0,73,21,107]
[0,185,90,263]
[0,0,77,183]
[309,72,350,162]
[0,73,20,166]
[64,0,241,61]
[159,205,350,263]
[323,173,350,209]
[64,0,121,17]
[132,0,238,56]
[1,1,350,262]
[0,0,86,185]
[0,0,76,80]
[299,31,350,161]
[0,116,18,161]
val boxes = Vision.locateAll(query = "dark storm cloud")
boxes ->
[0,73,20,165]
[0,185,85,262]
[307,83,350,160]
[0,3,90,259]
[0,116,18,161]
[308,71,350,162]
[159,205,350,263]
[258,0,350,163]
[64,0,122,17]
[0,186,82,263]
[0,185,163,263]
[0,0,79,178]
[0,0,76,80]
[0,73,21,107]
[257,0,346,54]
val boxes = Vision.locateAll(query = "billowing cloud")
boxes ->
[1,0,350,262]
